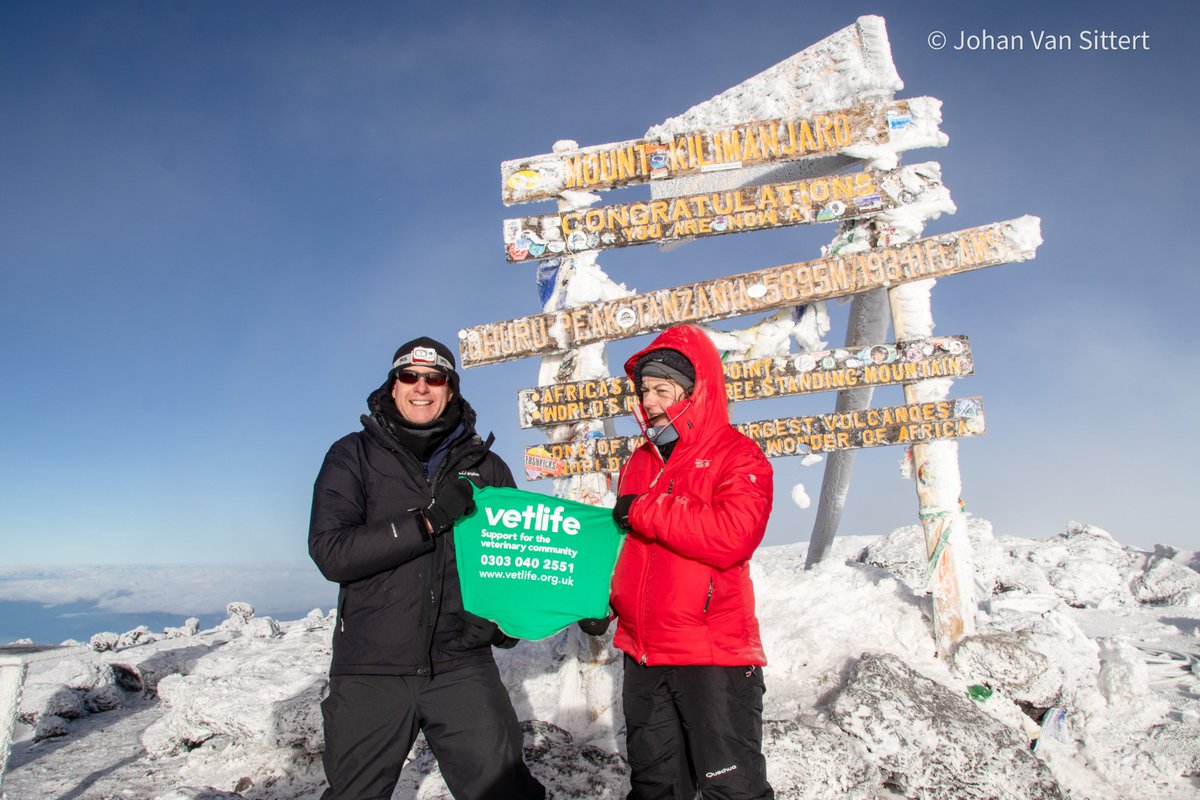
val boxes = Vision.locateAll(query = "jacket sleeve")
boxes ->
[628,441,773,570]
[308,440,435,583]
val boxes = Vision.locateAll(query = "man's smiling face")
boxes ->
[391,367,453,424]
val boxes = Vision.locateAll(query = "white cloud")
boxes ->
[0,565,336,616]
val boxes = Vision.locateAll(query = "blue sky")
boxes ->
[2,0,1196,594]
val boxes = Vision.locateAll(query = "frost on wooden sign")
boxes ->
[517,336,973,428]
[523,397,986,480]
[501,98,944,205]
[460,216,1041,368]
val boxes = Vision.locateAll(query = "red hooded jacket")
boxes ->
[610,325,772,667]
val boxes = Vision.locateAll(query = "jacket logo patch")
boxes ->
[748,474,756,483]
[694,459,711,469]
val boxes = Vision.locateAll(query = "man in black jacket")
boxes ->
[309,336,544,800]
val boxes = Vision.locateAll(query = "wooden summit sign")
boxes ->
[501,98,943,205]
[517,335,972,428]
[523,397,986,479]
[504,165,911,262]
[461,216,1041,368]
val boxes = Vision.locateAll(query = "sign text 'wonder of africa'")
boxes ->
[522,397,986,480]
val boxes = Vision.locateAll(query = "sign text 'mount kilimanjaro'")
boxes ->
[501,98,945,205]
[504,166,909,262]
[460,216,1042,368]
[522,397,986,480]
[517,336,972,428]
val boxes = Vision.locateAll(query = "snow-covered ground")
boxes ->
[5,519,1200,799]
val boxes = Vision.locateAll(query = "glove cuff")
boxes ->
[613,494,637,530]
[419,503,454,536]
[578,616,612,636]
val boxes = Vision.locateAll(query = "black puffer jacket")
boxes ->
[309,392,515,676]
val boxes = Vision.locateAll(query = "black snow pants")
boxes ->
[622,655,774,800]
[319,662,545,800]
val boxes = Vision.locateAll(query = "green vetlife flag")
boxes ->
[453,486,624,640]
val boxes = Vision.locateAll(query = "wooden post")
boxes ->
[888,279,976,657]
[538,143,618,508]
[537,140,619,738]
[806,287,890,566]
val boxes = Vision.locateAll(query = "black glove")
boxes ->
[456,611,519,649]
[613,494,637,531]
[577,616,612,636]
[422,479,476,536]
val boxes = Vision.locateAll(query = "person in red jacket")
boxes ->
[607,324,775,799]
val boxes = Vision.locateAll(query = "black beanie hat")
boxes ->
[389,336,459,391]
[634,348,695,392]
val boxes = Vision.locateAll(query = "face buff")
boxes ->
[453,486,624,640]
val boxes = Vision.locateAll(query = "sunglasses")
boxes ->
[395,370,449,387]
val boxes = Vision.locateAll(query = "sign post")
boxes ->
[532,143,624,738]
[468,15,1043,661]
[889,274,992,655]
[806,288,891,567]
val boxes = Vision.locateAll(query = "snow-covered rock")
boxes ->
[20,648,101,690]
[755,548,942,713]
[164,617,201,638]
[103,636,224,695]
[84,682,124,713]
[861,515,998,597]
[219,602,256,633]
[89,631,120,652]
[761,718,882,798]
[981,596,1104,715]
[1132,549,1200,606]
[32,713,70,741]
[298,608,327,632]
[18,683,86,725]
[245,616,281,639]
[1001,522,1139,609]
[136,629,330,795]
[117,625,159,649]
[951,631,1062,710]
[829,652,1063,799]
